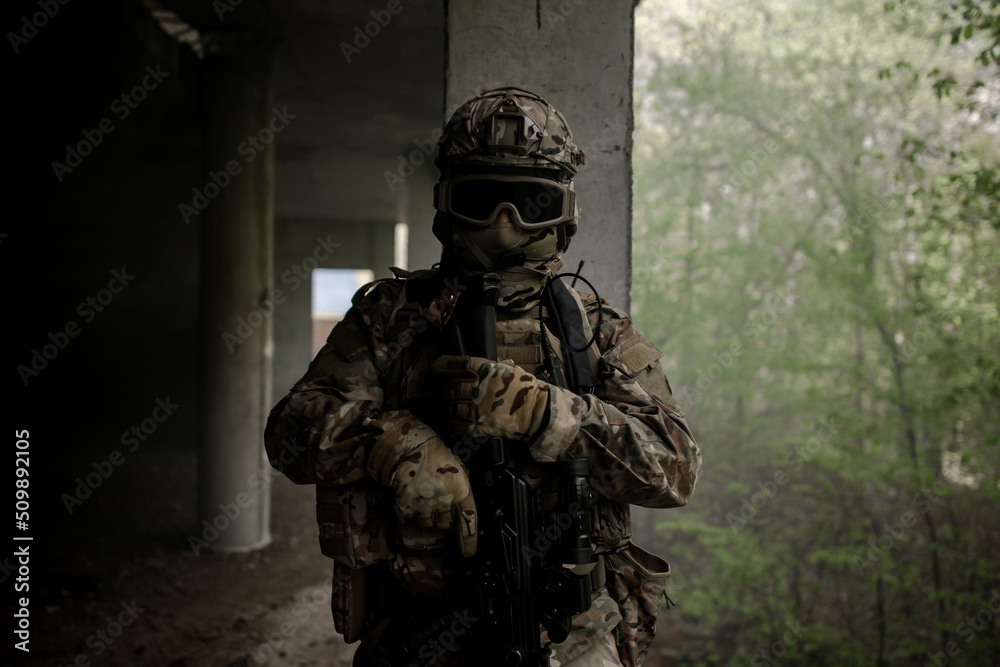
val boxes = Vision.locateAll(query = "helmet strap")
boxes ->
[456,226,499,272]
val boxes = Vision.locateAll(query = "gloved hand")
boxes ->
[432,356,552,443]
[388,437,478,557]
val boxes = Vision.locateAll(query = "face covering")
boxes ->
[449,222,563,312]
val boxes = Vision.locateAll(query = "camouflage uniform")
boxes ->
[265,267,702,667]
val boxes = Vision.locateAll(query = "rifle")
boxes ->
[376,273,595,667]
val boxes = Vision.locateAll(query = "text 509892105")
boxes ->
[14,429,31,653]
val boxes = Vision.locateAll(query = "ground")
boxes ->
[8,440,683,667]
[10,440,353,667]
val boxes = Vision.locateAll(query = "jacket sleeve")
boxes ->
[528,301,702,509]
[264,281,440,487]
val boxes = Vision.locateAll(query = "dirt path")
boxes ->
[14,442,357,667]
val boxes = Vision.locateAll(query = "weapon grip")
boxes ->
[446,273,500,359]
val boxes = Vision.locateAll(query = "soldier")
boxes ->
[264,87,701,667]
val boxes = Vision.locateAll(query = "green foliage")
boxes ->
[945,0,1000,66]
[634,0,1000,664]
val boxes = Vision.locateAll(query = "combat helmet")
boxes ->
[433,87,585,268]
[435,87,586,177]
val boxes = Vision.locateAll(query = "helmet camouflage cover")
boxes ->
[436,87,586,176]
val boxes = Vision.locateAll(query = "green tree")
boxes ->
[633,1,1000,665]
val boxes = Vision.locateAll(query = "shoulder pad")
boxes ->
[573,289,629,319]
[350,277,405,309]
[574,290,600,307]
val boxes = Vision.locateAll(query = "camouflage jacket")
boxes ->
[264,269,701,666]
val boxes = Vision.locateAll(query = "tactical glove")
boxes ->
[387,437,478,557]
[433,356,580,457]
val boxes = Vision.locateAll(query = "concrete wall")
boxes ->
[445,0,636,310]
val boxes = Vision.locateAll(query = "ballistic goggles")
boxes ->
[434,175,576,229]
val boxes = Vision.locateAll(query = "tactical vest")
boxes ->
[314,271,653,658]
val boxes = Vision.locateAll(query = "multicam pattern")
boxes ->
[447,225,564,312]
[546,588,623,666]
[389,438,478,556]
[432,356,556,446]
[263,270,702,666]
[556,634,624,667]
[436,87,586,174]
[605,545,672,667]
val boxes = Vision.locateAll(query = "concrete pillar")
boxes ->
[444,0,635,309]
[197,29,276,552]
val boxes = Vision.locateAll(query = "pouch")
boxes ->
[317,481,394,642]
[330,559,398,644]
[316,481,393,569]
[604,542,671,667]
[330,560,368,643]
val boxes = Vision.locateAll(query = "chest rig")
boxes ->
[385,270,599,428]
[496,313,555,377]
[320,270,641,653]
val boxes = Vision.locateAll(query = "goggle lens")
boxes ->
[441,176,572,228]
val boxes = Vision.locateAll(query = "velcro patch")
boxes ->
[617,337,663,376]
